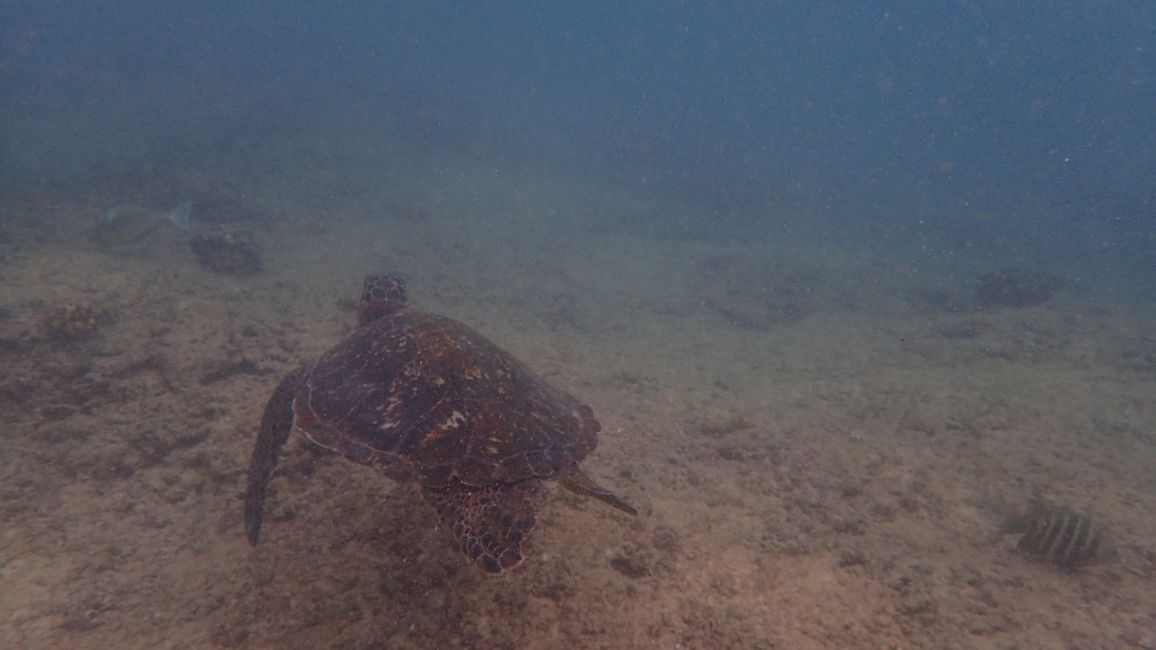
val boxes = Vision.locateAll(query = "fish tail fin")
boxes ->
[999,500,1048,534]
[169,202,193,231]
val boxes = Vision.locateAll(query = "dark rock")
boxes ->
[200,358,264,385]
[190,227,262,275]
[975,267,1061,308]
[610,554,652,579]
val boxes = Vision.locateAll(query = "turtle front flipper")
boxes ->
[557,465,638,516]
[424,480,545,574]
[244,366,307,545]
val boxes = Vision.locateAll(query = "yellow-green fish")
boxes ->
[92,202,192,246]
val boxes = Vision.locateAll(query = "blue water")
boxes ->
[3,2,1152,296]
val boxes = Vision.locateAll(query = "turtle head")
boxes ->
[358,273,408,325]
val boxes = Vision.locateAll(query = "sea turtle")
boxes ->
[244,274,636,574]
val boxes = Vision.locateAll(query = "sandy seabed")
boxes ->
[1,149,1154,650]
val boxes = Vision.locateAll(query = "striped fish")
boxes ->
[1009,508,1119,568]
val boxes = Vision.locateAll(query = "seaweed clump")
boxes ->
[190,227,262,276]
[39,302,112,341]
[975,267,1061,309]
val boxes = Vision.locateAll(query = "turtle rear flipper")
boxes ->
[424,480,545,574]
[558,465,637,516]
[244,366,307,545]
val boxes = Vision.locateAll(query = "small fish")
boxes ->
[92,202,192,246]
[1003,504,1118,569]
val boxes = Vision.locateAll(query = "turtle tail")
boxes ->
[244,366,307,545]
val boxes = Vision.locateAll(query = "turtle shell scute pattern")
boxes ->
[293,310,599,488]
